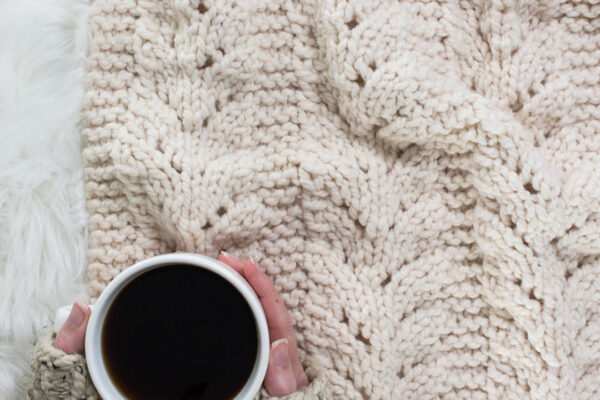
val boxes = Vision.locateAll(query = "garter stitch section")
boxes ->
[75,0,600,398]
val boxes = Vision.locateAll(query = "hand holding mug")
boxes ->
[55,254,308,397]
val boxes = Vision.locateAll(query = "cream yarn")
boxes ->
[80,0,600,399]
[28,330,98,400]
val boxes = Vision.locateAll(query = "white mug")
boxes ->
[55,253,270,400]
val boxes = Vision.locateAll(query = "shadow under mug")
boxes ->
[55,253,270,400]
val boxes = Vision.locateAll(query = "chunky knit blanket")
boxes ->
[29,0,600,399]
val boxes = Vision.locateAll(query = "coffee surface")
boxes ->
[102,265,258,400]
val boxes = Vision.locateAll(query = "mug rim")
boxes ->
[85,253,270,400]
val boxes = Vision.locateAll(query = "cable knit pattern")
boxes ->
[29,0,600,398]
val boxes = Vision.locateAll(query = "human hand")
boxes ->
[54,301,91,354]
[54,254,308,397]
[218,252,309,396]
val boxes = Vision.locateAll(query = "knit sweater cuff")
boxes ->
[259,369,331,400]
[28,328,99,400]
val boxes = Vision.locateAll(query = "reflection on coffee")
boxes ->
[102,265,258,400]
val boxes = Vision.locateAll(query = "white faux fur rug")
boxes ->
[0,0,90,398]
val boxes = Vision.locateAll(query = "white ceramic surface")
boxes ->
[55,253,270,400]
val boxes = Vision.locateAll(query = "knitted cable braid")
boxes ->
[30,0,600,398]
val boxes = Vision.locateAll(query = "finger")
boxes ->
[217,252,244,274]
[54,302,91,354]
[242,258,279,300]
[264,338,297,397]
[261,294,307,385]
[242,259,292,340]
[296,368,309,388]
[243,259,308,386]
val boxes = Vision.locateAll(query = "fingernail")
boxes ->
[245,258,258,274]
[67,302,87,329]
[272,338,290,368]
[221,251,241,261]
[249,257,259,268]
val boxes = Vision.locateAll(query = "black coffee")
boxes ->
[101,265,258,400]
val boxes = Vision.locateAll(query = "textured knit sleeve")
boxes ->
[27,328,99,400]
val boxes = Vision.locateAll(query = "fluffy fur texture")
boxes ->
[0,0,90,398]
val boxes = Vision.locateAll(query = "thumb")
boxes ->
[54,302,90,354]
[264,338,297,397]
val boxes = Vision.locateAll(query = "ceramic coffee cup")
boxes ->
[55,253,270,400]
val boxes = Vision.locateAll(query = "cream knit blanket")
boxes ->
[80,0,600,398]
